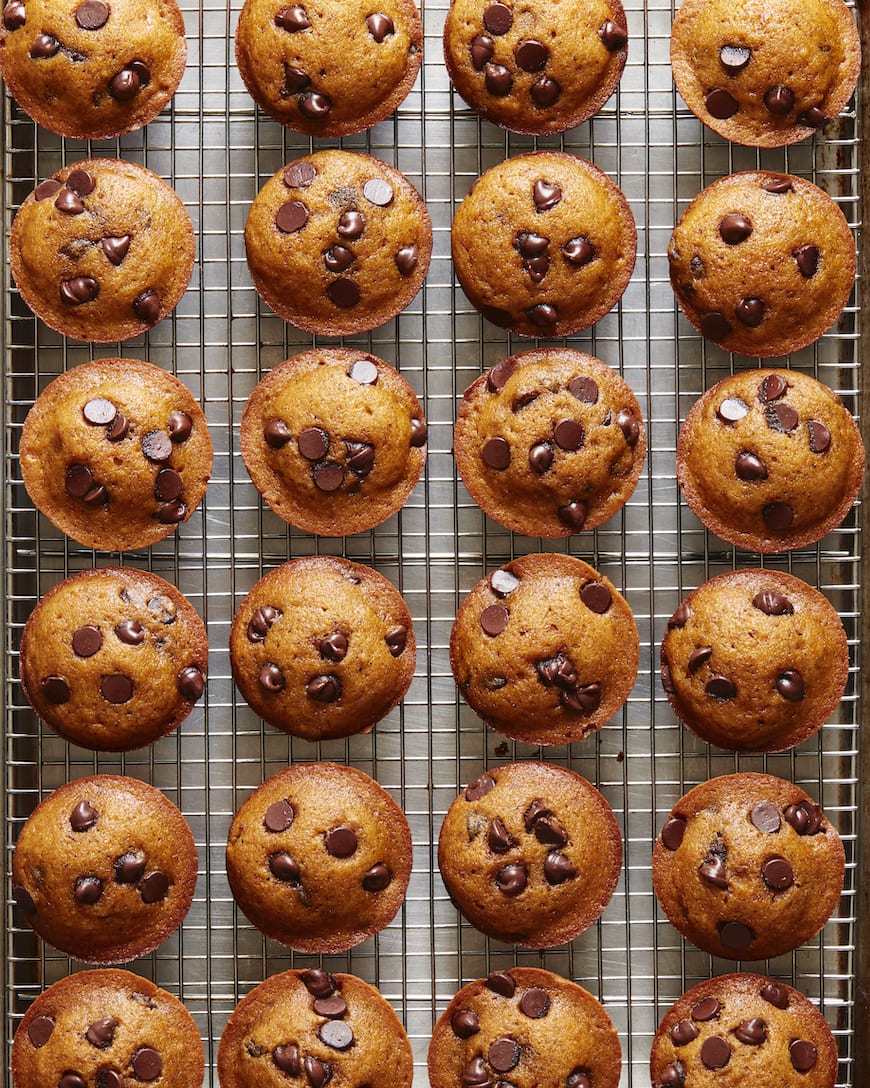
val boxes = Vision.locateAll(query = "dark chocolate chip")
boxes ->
[766,402,798,432]
[706,674,735,699]
[30,32,59,57]
[325,825,357,857]
[784,800,822,835]
[617,407,640,446]
[273,1045,302,1075]
[306,674,341,702]
[71,624,102,658]
[762,855,793,890]
[86,1017,117,1048]
[698,853,728,889]
[264,418,292,449]
[366,12,393,41]
[131,1047,162,1082]
[487,358,515,392]
[599,19,627,49]
[258,662,285,692]
[168,410,192,443]
[705,87,738,118]
[581,581,612,614]
[524,254,550,282]
[75,0,108,28]
[515,38,548,70]
[247,605,281,642]
[155,467,183,503]
[483,2,512,34]
[691,997,721,1021]
[326,278,361,308]
[528,441,554,473]
[484,62,512,95]
[410,417,427,447]
[736,451,768,481]
[312,461,345,491]
[323,244,355,273]
[363,178,393,206]
[763,176,793,194]
[700,1036,731,1069]
[83,397,115,425]
[798,106,827,128]
[519,987,550,1018]
[109,67,142,100]
[75,876,103,904]
[34,179,62,200]
[687,646,712,674]
[807,419,831,453]
[523,799,552,829]
[661,661,675,695]
[316,1009,351,1042]
[486,818,513,853]
[480,604,509,636]
[142,430,173,463]
[139,870,170,903]
[337,210,365,239]
[71,800,97,831]
[488,1038,520,1072]
[764,85,794,115]
[27,1015,55,1047]
[156,498,185,524]
[299,92,332,119]
[719,44,750,72]
[344,440,374,476]
[750,801,781,833]
[275,4,310,30]
[527,303,558,329]
[531,76,560,106]
[466,774,496,801]
[763,501,794,532]
[558,499,587,530]
[60,276,99,305]
[282,60,310,89]
[313,996,347,1017]
[100,673,133,703]
[733,1017,767,1045]
[106,412,129,441]
[319,632,348,662]
[2,0,25,29]
[461,1056,492,1088]
[385,626,408,656]
[776,668,804,701]
[275,200,309,233]
[269,851,300,882]
[533,179,561,211]
[668,603,690,629]
[298,426,329,460]
[482,436,510,470]
[544,851,576,884]
[114,853,146,883]
[13,885,36,915]
[719,920,754,949]
[719,213,752,244]
[362,862,392,891]
[736,297,764,327]
[470,33,494,69]
[451,1010,480,1039]
[562,237,595,267]
[554,418,584,451]
[701,311,732,340]
[790,1040,818,1072]
[661,815,687,850]
[670,1019,699,1046]
[264,799,295,832]
[794,243,820,278]
[177,665,205,701]
[65,463,93,498]
[395,244,418,275]
[568,376,599,403]
[302,969,336,997]
[60,1077,87,1088]
[496,862,527,896]
[567,1074,592,1088]
[303,1056,332,1087]
[133,289,161,324]
[284,161,317,188]
[717,396,750,423]
[761,981,789,1008]
[534,817,567,846]
[490,569,519,596]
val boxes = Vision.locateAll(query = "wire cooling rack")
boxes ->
[1,0,864,1084]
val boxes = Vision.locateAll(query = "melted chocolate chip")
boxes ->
[410,417,427,447]
[60,1076,87,1088]
[701,311,732,340]
[86,1017,117,1048]
[2,0,25,29]
[531,76,561,106]
[27,1015,55,1048]
[65,463,94,498]
[326,278,361,308]
[269,852,300,882]
[337,210,365,239]
[483,2,512,34]
[451,1010,480,1038]
[794,243,820,278]
[776,668,804,701]
[303,1056,332,1087]
[75,876,103,904]
[366,12,393,40]
[762,855,793,890]
[761,981,789,1008]
[668,603,690,629]
[528,441,554,474]
[284,162,317,190]
[247,605,281,641]
[109,66,145,100]
[60,277,99,306]
[763,501,794,532]
[737,297,764,327]
[760,375,789,404]
[258,662,285,692]
[488,1038,520,1072]
[485,63,512,95]
[687,646,712,674]
[470,33,494,68]
[312,461,345,491]
[276,200,309,233]
[580,581,612,614]
[133,289,161,324]
[139,870,170,902]
[480,604,509,636]
[719,213,752,244]
[30,32,59,57]
[554,418,584,451]
[496,862,527,896]
[670,1019,699,1046]
[306,674,341,702]
[568,376,599,403]
[515,38,548,70]
[100,673,133,703]
[461,1056,491,1087]
[764,85,794,115]
[302,968,336,997]
[362,862,391,891]
[807,419,831,453]
[784,799,822,835]
[661,815,687,850]
[465,774,496,801]
[706,674,736,699]
[273,1045,302,1075]
[599,19,627,49]
[698,851,728,889]
[798,106,827,128]
[395,244,418,275]
[700,1036,731,1069]
[720,44,750,72]
[719,920,755,949]
[487,818,513,853]
[764,177,793,194]
[83,397,115,425]
[264,800,295,833]
[519,987,550,1018]
[562,237,595,267]
[71,800,98,831]
[487,358,515,392]
[325,825,357,857]
[178,665,205,700]
[72,625,102,657]
[275,4,310,30]
[691,997,721,1021]
[385,626,408,656]
[705,88,738,118]
[533,179,561,211]
[114,853,146,883]
[544,852,576,884]
[735,451,768,481]
[790,1040,818,1072]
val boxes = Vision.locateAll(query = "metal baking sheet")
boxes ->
[2,0,863,1084]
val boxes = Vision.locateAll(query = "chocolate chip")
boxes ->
[790,1040,818,1072]
[75,876,103,904]
[661,661,674,696]
[100,673,133,704]
[86,1017,117,1048]
[466,774,496,801]
[113,853,146,883]
[299,91,332,118]
[762,855,793,891]
[706,674,735,699]
[798,106,827,128]
[562,237,595,268]
[599,19,627,49]
[276,200,309,233]
[283,63,309,91]
[106,412,129,441]
[700,1036,731,1069]
[325,826,357,857]
[65,464,94,498]
[519,987,550,1018]
[313,995,347,1017]
[580,581,612,614]
[553,418,583,451]
[661,815,686,850]
[691,997,721,1022]
[486,818,514,853]
[258,662,285,692]
[533,179,561,211]
[528,441,554,474]
[284,161,317,189]
[750,801,782,833]
[83,397,115,425]
[523,799,551,830]
[30,32,59,57]
[385,626,408,657]
[480,604,509,636]
[75,0,108,28]
[485,62,512,95]
[139,870,170,903]
[295,426,328,460]
[486,359,516,394]
[326,278,361,308]
[527,303,558,329]
[132,1047,162,1081]
[109,67,143,100]
[534,816,567,847]
[701,311,732,340]
[461,1056,492,1088]
[567,1072,592,1088]
[763,177,793,193]
[687,645,712,674]
[766,402,798,432]
[319,1019,354,1051]
[524,254,550,282]
[177,664,204,701]
[393,243,418,276]
[488,1038,520,1072]
[807,419,831,453]
[496,862,527,896]
[482,436,510,470]
[165,412,192,445]
[302,969,336,997]
[668,603,690,629]
[275,4,310,30]
[614,408,639,447]
[481,305,513,327]
[405,419,426,451]
[60,276,99,305]
[70,800,98,832]
[793,243,820,278]
[452,1010,480,1038]
[306,674,341,702]
[337,210,365,239]
[344,440,374,476]
[558,499,588,530]
[34,179,62,200]
[246,606,281,643]
[133,289,161,324]
[470,32,494,68]
[719,44,750,72]
[735,451,768,481]
[490,569,519,597]
[531,76,561,106]
[274,1045,302,1075]
[515,38,548,70]
[776,668,804,701]
[366,12,393,40]
[157,498,186,524]
[60,1076,87,1088]
[784,799,822,835]
[362,862,392,892]
[27,1015,55,1047]
[719,920,754,949]
[670,1019,699,1046]
[363,178,393,206]
[719,213,752,244]
[141,430,173,464]
[544,852,576,884]
[315,632,347,664]
[70,625,103,659]
[761,981,789,1008]
[263,800,295,833]
[154,467,183,504]
[736,297,765,327]
[2,0,25,29]
[13,885,36,915]
[269,851,300,882]
[763,501,794,532]
[483,2,512,34]
[705,88,738,118]
[717,396,749,423]
[698,852,728,889]
[566,377,597,405]
[313,461,345,491]
[764,85,794,115]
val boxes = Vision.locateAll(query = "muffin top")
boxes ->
[450,552,639,745]
[240,348,426,536]
[225,762,412,953]
[661,569,848,752]
[20,566,207,751]
[668,171,856,357]
[12,774,198,964]
[235,0,422,136]
[676,368,864,553]
[454,349,646,537]
[10,159,194,342]
[218,969,413,1088]
[452,151,636,338]
[244,150,432,336]
[670,0,860,147]
[650,973,839,1088]
[19,358,213,552]
[443,0,628,134]
[11,969,204,1088]
[229,556,415,741]
[652,773,845,960]
[0,0,187,138]
[428,967,621,1088]
[438,762,622,947]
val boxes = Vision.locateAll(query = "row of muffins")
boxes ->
[0,0,859,148]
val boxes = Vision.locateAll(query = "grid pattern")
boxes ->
[1,0,863,1084]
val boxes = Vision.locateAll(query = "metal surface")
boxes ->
[1,0,863,1084]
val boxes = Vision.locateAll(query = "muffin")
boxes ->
[218,969,413,1088]
[11,969,204,1088]
[0,0,187,139]
[19,358,213,552]
[19,566,207,752]
[443,0,628,134]
[449,553,639,745]
[240,348,427,536]
[235,0,422,136]
[10,160,195,342]
[676,368,864,553]
[428,967,621,1088]
[670,0,860,148]
[245,149,432,336]
[652,773,845,960]
[667,171,856,356]
[660,569,848,752]
[438,762,622,947]
[229,556,415,741]
[650,974,839,1087]
[225,762,412,953]
[12,774,198,964]
[452,151,636,338]
[454,349,646,537]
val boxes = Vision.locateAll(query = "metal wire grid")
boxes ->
[1,0,863,1084]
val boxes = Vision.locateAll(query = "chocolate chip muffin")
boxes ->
[668,171,856,356]
[652,773,845,961]
[240,348,427,536]
[12,969,204,1088]
[428,967,621,1088]
[454,349,646,537]
[443,0,628,134]
[19,358,213,552]
[676,368,864,553]
[438,762,622,947]
[12,774,198,964]
[450,553,639,746]
[10,160,195,342]
[218,969,413,1088]
[229,557,414,741]
[670,0,860,148]
[245,150,431,336]
[0,0,186,139]
[452,151,636,338]
[650,973,839,1088]
[235,0,422,136]
[225,762,412,953]
[20,567,207,752]
[661,569,848,753]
